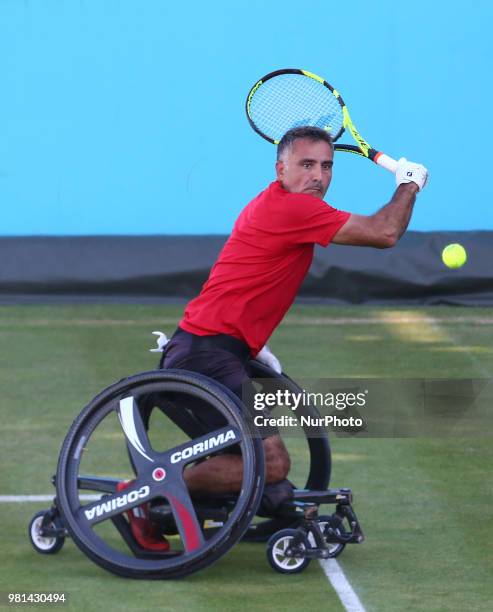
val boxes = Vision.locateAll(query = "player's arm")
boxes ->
[333,183,418,248]
[332,158,428,249]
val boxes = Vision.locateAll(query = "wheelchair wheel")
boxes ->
[244,361,331,541]
[308,515,346,558]
[29,510,65,555]
[266,529,311,574]
[55,369,265,579]
[248,361,331,490]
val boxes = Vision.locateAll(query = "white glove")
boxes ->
[149,331,169,352]
[395,157,428,191]
[256,345,282,374]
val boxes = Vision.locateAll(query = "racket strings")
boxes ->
[248,74,344,142]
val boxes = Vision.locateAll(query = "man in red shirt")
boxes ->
[136,126,427,549]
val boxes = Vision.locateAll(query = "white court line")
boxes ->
[0,495,100,502]
[319,559,366,612]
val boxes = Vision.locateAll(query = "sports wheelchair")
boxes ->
[29,359,364,577]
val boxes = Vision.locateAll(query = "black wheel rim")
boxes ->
[248,361,331,489]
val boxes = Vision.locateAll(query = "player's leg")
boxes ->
[183,434,290,494]
[161,329,292,498]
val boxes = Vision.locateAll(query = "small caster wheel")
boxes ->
[29,510,65,555]
[310,514,346,558]
[267,529,311,574]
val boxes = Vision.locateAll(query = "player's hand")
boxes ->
[256,345,282,374]
[149,330,169,352]
[395,158,428,191]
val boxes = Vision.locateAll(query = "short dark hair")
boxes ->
[277,126,334,160]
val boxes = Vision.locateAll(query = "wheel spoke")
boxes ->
[165,483,205,553]
[117,396,156,473]
[163,425,242,468]
[76,482,152,526]
[272,535,305,570]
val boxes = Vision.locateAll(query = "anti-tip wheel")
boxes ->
[266,529,311,574]
[29,511,65,555]
[309,514,346,558]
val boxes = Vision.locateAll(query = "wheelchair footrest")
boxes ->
[291,488,353,505]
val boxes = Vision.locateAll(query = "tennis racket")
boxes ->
[245,68,398,173]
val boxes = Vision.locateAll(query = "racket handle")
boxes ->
[334,145,398,173]
[373,152,398,174]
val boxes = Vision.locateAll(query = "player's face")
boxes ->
[275,138,333,199]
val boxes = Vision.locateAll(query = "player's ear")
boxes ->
[275,160,284,180]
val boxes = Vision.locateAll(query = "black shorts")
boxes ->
[160,328,252,400]
[159,328,270,448]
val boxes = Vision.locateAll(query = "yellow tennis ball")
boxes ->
[442,243,467,269]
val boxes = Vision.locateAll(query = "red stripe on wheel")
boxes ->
[168,495,202,552]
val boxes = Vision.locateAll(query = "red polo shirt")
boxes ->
[179,181,350,355]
